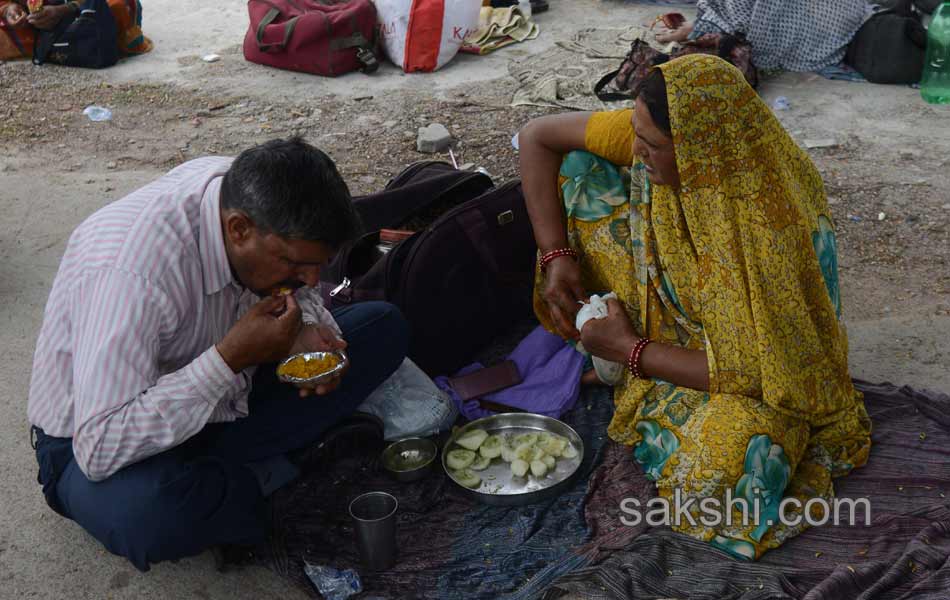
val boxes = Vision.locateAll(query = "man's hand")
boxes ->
[2,3,28,28]
[542,255,587,340]
[216,295,303,373]
[289,324,348,398]
[26,4,69,30]
[579,298,640,363]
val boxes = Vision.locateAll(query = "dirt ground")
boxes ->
[1,0,949,598]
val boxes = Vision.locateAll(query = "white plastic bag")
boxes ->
[376,0,482,72]
[357,358,458,440]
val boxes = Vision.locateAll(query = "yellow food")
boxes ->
[28,0,43,13]
[277,354,340,379]
[274,287,294,297]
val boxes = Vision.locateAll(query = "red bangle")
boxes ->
[627,338,652,379]
[539,247,578,272]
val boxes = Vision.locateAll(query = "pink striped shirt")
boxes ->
[28,157,339,482]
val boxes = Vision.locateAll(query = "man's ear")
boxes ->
[223,210,255,246]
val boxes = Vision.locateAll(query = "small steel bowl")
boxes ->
[381,438,438,482]
[276,350,348,385]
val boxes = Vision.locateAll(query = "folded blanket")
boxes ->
[461,6,539,55]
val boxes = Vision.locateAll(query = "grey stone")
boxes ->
[417,123,453,153]
[803,138,838,149]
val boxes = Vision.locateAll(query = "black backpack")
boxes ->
[324,162,538,376]
[33,0,119,69]
[845,0,928,84]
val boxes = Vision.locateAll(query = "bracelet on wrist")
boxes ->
[626,337,652,379]
[538,247,578,273]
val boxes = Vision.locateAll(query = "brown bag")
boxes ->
[594,33,759,102]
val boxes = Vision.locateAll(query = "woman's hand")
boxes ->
[26,4,69,30]
[542,255,587,340]
[579,298,639,363]
[2,3,28,28]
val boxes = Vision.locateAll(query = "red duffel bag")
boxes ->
[243,0,380,76]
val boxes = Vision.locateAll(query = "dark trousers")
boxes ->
[33,302,408,572]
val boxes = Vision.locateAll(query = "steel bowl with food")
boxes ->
[381,438,438,482]
[276,350,348,385]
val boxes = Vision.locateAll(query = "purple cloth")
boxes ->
[435,326,584,420]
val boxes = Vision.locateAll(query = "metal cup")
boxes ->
[348,491,398,571]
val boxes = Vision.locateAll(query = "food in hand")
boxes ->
[274,286,294,297]
[27,0,43,14]
[277,353,340,380]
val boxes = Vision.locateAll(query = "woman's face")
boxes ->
[632,98,680,189]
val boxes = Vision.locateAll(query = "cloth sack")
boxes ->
[376,0,481,72]
[575,292,625,385]
[357,358,458,440]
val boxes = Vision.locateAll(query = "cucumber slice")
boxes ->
[512,432,539,448]
[511,459,529,477]
[542,454,556,470]
[479,434,503,459]
[500,442,516,463]
[530,459,548,478]
[453,468,482,489]
[456,429,489,451]
[514,443,535,462]
[540,435,568,458]
[470,454,492,471]
[446,449,476,470]
[561,443,579,459]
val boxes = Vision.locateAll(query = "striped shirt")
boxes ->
[28,157,339,482]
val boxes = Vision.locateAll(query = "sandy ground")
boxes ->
[1,0,949,598]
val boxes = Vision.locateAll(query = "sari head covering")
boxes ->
[651,53,855,423]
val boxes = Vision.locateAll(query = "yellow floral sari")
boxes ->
[534,55,871,559]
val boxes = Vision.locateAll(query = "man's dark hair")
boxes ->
[221,137,362,248]
[636,68,672,137]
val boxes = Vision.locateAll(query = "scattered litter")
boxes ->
[804,138,838,149]
[511,132,520,150]
[417,123,453,153]
[847,565,856,574]
[878,212,886,221]
[848,214,862,222]
[772,96,790,110]
[304,563,362,600]
[106,162,117,170]
[201,54,221,63]
[920,432,927,441]
[448,148,459,169]
[815,551,823,558]
[82,106,112,122]
[459,162,475,171]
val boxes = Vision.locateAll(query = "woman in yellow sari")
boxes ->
[0,0,151,61]
[519,54,871,559]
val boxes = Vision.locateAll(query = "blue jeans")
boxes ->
[33,302,408,571]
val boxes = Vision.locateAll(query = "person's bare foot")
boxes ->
[655,22,693,44]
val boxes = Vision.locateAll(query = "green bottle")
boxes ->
[921,2,950,104]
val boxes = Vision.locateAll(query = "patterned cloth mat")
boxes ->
[257,378,950,599]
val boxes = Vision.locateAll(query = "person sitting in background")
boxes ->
[0,0,151,61]
[655,0,873,72]
[518,55,871,559]
[28,138,409,571]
